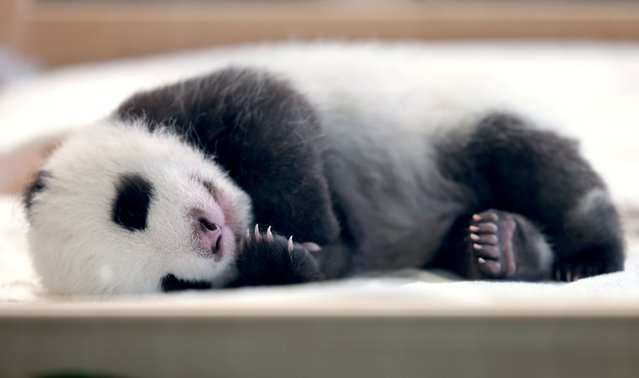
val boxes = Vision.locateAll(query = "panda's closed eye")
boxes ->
[112,173,154,231]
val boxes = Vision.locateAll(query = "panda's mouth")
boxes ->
[161,273,212,292]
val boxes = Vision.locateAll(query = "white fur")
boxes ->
[19,42,633,295]
[27,121,252,295]
[20,57,506,293]
[318,98,474,270]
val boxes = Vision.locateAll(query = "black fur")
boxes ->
[161,274,212,292]
[232,226,323,286]
[432,113,624,280]
[114,68,624,286]
[117,68,340,245]
[23,170,50,217]
[112,173,154,232]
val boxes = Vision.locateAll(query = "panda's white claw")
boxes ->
[254,224,260,240]
[287,236,294,253]
[266,226,274,242]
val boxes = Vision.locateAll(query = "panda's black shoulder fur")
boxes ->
[116,67,340,245]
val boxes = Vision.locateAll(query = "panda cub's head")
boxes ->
[24,120,252,295]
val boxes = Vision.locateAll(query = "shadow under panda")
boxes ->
[23,67,625,295]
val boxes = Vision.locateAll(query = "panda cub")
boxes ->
[24,67,625,295]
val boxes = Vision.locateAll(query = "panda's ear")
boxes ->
[23,170,51,218]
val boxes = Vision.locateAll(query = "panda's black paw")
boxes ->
[235,225,324,286]
[553,250,624,282]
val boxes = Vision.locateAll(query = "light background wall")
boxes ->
[1,0,639,68]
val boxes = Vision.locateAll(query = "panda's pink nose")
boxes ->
[198,217,223,254]
[199,217,220,233]
[191,208,225,255]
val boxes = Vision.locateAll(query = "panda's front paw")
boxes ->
[235,225,324,286]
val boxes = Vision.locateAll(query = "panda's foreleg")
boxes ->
[232,225,352,286]
[435,113,624,281]
[233,225,323,286]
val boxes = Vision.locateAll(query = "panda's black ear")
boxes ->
[23,170,51,219]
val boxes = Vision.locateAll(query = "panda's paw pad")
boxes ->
[469,210,517,279]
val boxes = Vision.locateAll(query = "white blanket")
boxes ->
[1,42,638,304]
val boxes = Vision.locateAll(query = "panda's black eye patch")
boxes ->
[112,173,154,231]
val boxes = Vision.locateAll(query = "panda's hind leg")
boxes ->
[435,113,625,281]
